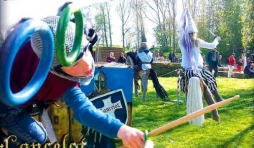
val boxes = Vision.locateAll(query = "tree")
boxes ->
[167,0,177,51]
[97,3,109,47]
[116,0,132,49]
[130,0,147,49]
[217,0,243,56]
[241,0,254,52]
[105,2,113,47]
[95,2,114,47]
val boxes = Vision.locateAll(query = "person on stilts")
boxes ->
[178,8,224,121]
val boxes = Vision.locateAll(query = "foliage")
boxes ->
[153,24,171,50]
[241,0,254,50]
[117,77,254,147]
[141,31,147,42]
[93,0,254,60]
[217,0,244,58]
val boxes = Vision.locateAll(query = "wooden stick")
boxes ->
[118,95,239,148]
[149,95,240,137]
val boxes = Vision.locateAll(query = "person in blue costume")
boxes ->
[0,1,144,148]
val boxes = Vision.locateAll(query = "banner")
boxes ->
[90,89,128,124]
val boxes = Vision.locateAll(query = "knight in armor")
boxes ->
[0,1,144,148]
[178,8,224,121]
[133,42,169,102]
[134,42,153,75]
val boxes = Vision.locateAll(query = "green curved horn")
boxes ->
[56,5,84,66]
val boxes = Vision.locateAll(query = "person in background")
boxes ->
[244,61,254,78]
[227,53,236,78]
[249,62,254,77]
[207,48,219,77]
[106,52,116,63]
[246,57,251,65]
[159,50,164,61]
[250,53,254,62]
[236,57,243,73]
[168,50,176,63]
[178,8,224,122]
[133,42,154,80]
[134,42,153,73]
[117,52,127,64]
[218,54,223,67]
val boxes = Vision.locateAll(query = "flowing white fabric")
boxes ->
[186,77,204,127]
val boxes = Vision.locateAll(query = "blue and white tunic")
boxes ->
[137,49,153,70]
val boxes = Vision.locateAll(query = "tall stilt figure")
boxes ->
[178,8,224,121]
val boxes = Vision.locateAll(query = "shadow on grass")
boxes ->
[218,123,254,148]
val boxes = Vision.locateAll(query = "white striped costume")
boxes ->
[178,38,220,93]
[180,68,217,93]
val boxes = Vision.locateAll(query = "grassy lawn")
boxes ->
[123,77,254,148]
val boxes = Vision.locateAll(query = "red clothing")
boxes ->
[237,60,243,72]
[228,55,235,66]
[237,65,242,72]
[11,42,78,108]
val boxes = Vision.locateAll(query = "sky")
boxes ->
[0,0,111,31]
[0,0,183,47]
[103,0,184,47]
[109,0,184,47]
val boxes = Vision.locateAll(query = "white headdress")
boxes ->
[178,8,199,72]
[186,9,198,33]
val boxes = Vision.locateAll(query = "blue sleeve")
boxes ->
[62,87,123,138]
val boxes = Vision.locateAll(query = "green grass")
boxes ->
[119,77,254,148]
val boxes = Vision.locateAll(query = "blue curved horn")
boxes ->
[0,19,54,106]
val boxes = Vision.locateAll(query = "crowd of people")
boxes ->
[226,52,254,78]
[204,47,253,78]
[105,48,254,78]
[106,52,126,64]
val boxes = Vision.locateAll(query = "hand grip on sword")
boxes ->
[118,95,239,148]
[118,130,154,148]
[207,28,221,42]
